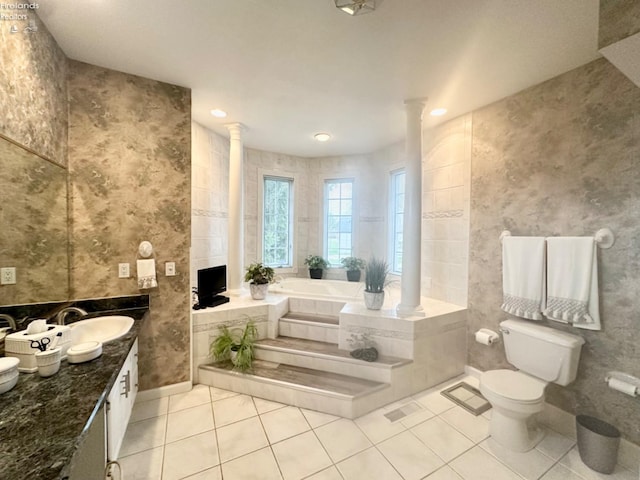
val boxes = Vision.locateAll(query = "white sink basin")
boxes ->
[69,316,134,344]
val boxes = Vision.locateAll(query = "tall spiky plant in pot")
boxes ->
[364,257,388,310]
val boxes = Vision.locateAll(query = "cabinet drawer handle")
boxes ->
[120,370,131,398]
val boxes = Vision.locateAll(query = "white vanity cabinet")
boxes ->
[106,339,138,460]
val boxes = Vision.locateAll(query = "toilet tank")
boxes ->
[501,319,585,386]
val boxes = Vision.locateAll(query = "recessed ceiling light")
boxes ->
[210,109,227,118]
[314,133,331,142]
[430,108,447,116]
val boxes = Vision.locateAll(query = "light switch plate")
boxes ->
[118,263,130,278]
[165,262,176,276]
[1,267,16,285]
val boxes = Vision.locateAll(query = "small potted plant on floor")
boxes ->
[244,262,275,300]
[341,257,366,282]
[304,255,329,279]
[210,320,258,372]
[364,256,388,310]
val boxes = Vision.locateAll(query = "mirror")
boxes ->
[0,135,69,305]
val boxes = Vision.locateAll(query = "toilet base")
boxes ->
[489,409,546,452]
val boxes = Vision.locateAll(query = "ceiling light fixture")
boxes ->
[335,0,375,16]
[430,108,447,116]
[210,109,227,118]
[314,133,331,142]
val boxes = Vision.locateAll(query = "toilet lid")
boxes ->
[482,369,546,404]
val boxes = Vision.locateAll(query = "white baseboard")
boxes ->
[464,365,482,380]
[136,381,192,402]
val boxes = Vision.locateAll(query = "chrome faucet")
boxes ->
[55,307,88,325]
[0,314,17,332]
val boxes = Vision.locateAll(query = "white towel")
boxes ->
[544,237,600,330]
[137,259,158,289]
[501,236,546,320]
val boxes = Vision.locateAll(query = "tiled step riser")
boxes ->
[279,319,339,344]
[199,367,355,417]
[254,347,396,383]
[288,297,346,317]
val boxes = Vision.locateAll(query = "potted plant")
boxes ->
[341,257,366,282]
[244,262,275,300]
[210,320,258,372]
[304,255,329,279]
[364,257,388,310]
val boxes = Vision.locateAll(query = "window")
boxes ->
[262,176,293,267]
[324,178,354,266]
[390,169,405,274]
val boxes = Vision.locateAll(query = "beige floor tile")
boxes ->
[301,408,339,428]
[162,430,219,480]
[315,418,372,463]
[480,437,555,480]
[410,417,474,462]
[117,446,163,480]
[535,428,576,461]
[449,446,523,480]
[413,389,457,415]
[354,407,407,444]
[216,416,269,463]
[130,397,169,423]
[271,431,332,480]
[209,386,239,402]
[378,431,444,480]
[183,466,222,479]
[253,396,286,414]
[221,447,283,480]
[425,465,464,479]
[119,415,167,457]
[168,384,212,413]
[165,403,214,444]
[304,466,343,480]
[260,406,310,444]
[336,447,403,480]
[440,406,490,443]
[540,463,590,480]
[212,394,257,427]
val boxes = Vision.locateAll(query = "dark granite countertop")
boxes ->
[0,296,149,480]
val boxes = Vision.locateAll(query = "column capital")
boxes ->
[225,123,246,140]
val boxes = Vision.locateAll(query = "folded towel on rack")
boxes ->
[501,236,546,320]
[544,237,600,330]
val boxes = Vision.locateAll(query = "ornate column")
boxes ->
[397,98,427,316]
[226,123,245,292]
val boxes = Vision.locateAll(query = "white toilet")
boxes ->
[480,318,585,452]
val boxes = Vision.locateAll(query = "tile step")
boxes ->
[198,360,394,418]
[278,317,339,344]
[256,337,409,367]
[281,312,339,325]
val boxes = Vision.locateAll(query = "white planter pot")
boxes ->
[249,283,269,300]
[364,291,384,310]
[230,347,239,366]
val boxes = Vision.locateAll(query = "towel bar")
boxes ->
[499,229,614,249]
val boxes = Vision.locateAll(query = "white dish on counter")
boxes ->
[67,341,103,364]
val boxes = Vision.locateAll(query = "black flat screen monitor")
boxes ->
[198,265,227,306]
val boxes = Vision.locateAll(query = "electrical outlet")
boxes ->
[118,263,130,278]
[1,267,16,285]
[165,262,176,276]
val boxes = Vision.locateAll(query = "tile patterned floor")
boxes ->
[117,376,637,480]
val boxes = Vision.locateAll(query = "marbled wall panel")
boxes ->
[469,58,640,443]
[0,138,68,304]
[0,12,67,165]
[68,61,191,390]
[599,0,640,48]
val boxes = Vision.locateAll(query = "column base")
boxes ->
[395,302,425,317]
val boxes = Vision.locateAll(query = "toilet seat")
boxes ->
[481,369,546,404]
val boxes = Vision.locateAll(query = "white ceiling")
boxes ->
[38,0,601,158]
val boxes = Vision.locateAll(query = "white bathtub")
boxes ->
[269,277,401,305]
